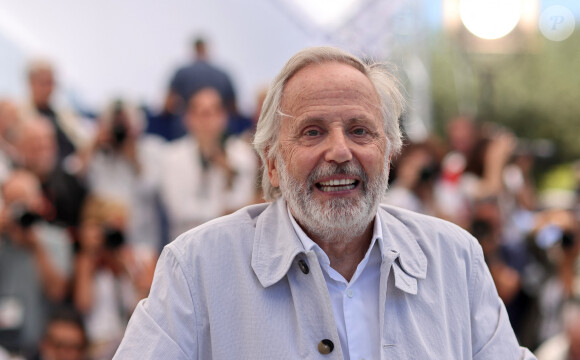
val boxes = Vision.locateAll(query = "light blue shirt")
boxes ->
[289,208,383,360]
[115,199,536,359]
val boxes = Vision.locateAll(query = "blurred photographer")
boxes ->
[383,140,445,217]
[0,170,72,357]
[530,209,580,347]
[73,197,156,360]
[91,100,143,173]
[160,87,257,238]
[86,99,165,251]
[12,118,88,234]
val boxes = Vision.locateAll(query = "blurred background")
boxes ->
[0,0,579,359]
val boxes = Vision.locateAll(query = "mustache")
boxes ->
[307,161,368,188]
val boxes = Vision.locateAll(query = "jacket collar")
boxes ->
[251,198,305,288]
[251,199,428,288]
[377,204,428,279]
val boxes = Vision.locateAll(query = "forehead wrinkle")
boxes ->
[285,88,378,112]
[282,91,381,130]
[281,63,379,106]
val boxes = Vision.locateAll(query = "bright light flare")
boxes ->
[459,0,522,40]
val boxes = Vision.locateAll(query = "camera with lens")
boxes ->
[535,224,576,251]
[103,227,125,250]
[110,100,128,148]
[561,231,575,250]
[10,204,42,229]
[418,163,439,184]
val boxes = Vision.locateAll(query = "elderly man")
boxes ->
[114,47,535,359]
[13,118,88,230]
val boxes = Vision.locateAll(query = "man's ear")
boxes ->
[266,155,279,188]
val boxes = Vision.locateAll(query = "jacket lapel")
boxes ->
[378,205,428,281]
[251,198,305,288]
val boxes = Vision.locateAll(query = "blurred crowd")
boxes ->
[384,117,580,359]
[0,39,260,360]
[0,38,578,360]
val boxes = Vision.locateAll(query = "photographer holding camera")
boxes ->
[530,209,580,349]
[0,170,72,357]
[160,87,257,239]
[73,196,156,360]
[86,99,165,251]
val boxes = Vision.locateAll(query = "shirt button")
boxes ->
[298,259,310,274]
[317,339,334,354]
[346,289,354,298]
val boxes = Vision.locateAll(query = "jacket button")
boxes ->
[298,259,310,274]
[318,339,334,354]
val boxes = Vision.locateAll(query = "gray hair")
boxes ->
[253,46,405,201]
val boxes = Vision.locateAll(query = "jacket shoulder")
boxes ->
[379,204,479,252]
[166,203,269,259]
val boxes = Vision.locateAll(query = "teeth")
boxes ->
[320,184,356,192]
[319,179,356,186]
[317,178,357,192]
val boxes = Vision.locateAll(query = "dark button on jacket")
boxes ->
[318,339,334,354]
[298,259,309,274]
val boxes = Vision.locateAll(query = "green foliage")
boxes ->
[430,31,580,161]
[538,162,576,191]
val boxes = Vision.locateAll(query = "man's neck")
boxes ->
[304,221,374,282]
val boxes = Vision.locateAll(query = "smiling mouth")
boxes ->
[316,178,359,192]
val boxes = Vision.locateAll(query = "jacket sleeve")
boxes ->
[113,247,198,359]
[468,241,537,360]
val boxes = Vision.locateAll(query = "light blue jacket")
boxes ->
[114,199,536,359]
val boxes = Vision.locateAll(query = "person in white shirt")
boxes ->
[115,46,535,359]
[160,87,257,239]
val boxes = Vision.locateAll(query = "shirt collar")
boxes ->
[287,205,385,263]
[251,198,427,288]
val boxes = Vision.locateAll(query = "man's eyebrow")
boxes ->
[346,116,380,126]
[293,117,328,128]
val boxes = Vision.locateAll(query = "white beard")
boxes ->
[277,154,389,243]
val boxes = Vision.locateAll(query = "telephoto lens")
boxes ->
[10,205,42,229]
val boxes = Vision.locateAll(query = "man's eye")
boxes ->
[352,128,367,135]
[305,129,320,137]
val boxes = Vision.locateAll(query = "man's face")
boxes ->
[19,122,57,178]
[185,88,227,143]
[267,62,389,239]
[41,321,86,360]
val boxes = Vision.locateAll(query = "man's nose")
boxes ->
[324,130,352,164]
